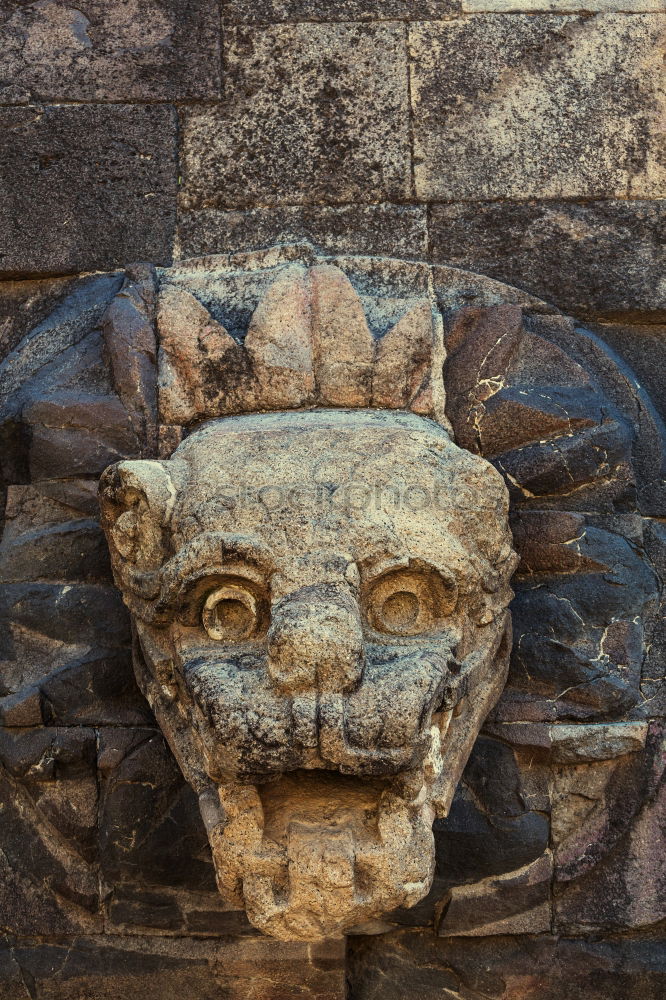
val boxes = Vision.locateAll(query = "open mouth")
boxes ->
[205,762,440,940]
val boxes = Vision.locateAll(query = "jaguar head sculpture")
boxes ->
[99,262,517,940]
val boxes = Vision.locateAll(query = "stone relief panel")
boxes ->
[0,244,664,946]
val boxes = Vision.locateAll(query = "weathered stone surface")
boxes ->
[464,0,665,8]
[437,852,552,936]
[0,729,101,936]
[552,722,666,931]
[102,264,159,455]
[0,936,347,1000]
[462,0,665,8]
[592,322,666,419]
[224,1,458,20]
[180,23,411,210]
[0,0,221,102]
[0,272,122,415]
[429,201,666,321]
[157,260,446,424]
[411,15,666,200]
[0,105,177,277]
[0,275,85,359]
[177,204,428,261]
[550,723,648,763]
[348,930,666,999]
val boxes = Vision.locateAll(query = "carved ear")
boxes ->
[99,459,177,571]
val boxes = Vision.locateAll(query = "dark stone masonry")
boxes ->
[0,1,664,997]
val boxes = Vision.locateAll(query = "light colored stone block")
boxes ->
[410,14,666,199]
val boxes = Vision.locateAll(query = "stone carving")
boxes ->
[98,261,517,939]
[1,245,663,955]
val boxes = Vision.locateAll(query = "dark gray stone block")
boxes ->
[223,1,458,21]
[429,201,666,321]
[180,23,411,210]
[0,0,221,102]
[0,105,177,277]
[177,204,428,260]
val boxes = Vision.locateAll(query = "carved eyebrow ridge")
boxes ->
[155,531,274,612]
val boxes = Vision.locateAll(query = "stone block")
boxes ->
[591,322,666,416]
[0,0,221,102]
[180,23,411,210]
[552,722,666,931]
[224,1,458,20]
[0,105,177,277]
[436,852,552,936]
[348,930,666,999]
[177,203,428,260]
[464,0,665,8]
[0,936,347,1000]
[429,200,666,321]
[410,15,666,200]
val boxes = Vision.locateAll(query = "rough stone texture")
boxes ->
[410,14,666,200]
[347,929,666,999]
[0,0,221,102]
[464,0,665,8]
[0,935,347,1000]
[0,105,177,277]
[591,323,666,420]
[224,2,459,20]
[429,200,666,322]
[177,204,428,261]
[180,23,411,210]
[2,248,665,982]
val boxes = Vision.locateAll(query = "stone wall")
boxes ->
[1,2,664,998]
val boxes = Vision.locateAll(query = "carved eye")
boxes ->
[365,566,457,636]
[202,585,258,641]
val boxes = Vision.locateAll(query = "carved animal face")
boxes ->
[100,408,516,940]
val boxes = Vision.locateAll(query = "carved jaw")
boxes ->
[130,609,511,940]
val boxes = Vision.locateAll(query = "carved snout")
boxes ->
[267,585,365,695]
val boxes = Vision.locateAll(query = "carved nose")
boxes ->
[267,585,365,695]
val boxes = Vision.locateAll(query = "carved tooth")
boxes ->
[245,265,315,409]
[157,285,250,423]
[373,299,435,411]
[309,264,374,407]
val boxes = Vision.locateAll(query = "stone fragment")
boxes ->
[550,723,649,762]
[552,723,666,931]
[0,687,42,727]
[310,264,374,406]
[99,731,216,892]
[592,322,666,420]
[180,23,411,209]
[348,930,666,1000]
[0,105,177,277]
[410,15,666,200]
[437,852,552,936]
[0,731,101,935]
[429,200,666,321]
[0,274,82,359]
[245,265,315,409]
[102,264,159,454]
[0,273,123,417]
[2,935,347,1000]
[157,284,253,423]
[0,0,221,102]
[433,736,550,894]
[176,204,428,261]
